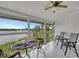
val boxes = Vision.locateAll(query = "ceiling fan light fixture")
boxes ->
[53,10,55,13]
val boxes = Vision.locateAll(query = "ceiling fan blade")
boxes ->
[58,1,63,4]
[44,5,54,10]
[58,5,67,8]
[50,1,55,4]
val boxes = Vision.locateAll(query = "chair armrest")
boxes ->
[55,35,60,38]
[63,38,69,41]
[68,42,77,43]
[56,35,60,37]
[67,42,77,46]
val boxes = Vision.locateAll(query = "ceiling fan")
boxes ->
[44,1,68,11]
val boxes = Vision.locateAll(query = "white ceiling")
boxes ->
[0,1,78,21]
[0,1,77,22]
[0,1,55,24]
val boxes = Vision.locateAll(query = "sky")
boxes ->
[0,17,40,29]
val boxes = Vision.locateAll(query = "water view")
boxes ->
[0,17,53,58]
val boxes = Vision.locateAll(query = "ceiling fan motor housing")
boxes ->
[54,1,59,7]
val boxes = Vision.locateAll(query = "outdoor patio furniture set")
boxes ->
[55,32,79,57]
[0,38,46,58]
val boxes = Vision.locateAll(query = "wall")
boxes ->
[54,1,79,36]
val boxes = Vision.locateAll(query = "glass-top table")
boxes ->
[11,40,38,58]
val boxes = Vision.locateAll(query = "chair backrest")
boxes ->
[64,32,70,39]
[60,32,65,38]
[69,33,79,42]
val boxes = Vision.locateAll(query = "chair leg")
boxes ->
[60,40,64,49]
[74,46,79,57]
[24,48,30,58]
[40,48,46,56]
[69,47,71,50]
[17,51,21,58]
[61,43,63,49]
[55,38,57,43]
[64,46,68,56]
[36,48,39,58]
[36,47,46,58]
[57,39,59,45]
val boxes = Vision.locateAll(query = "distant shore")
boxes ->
[0,31,27,35]
[0,29,27,31]
[0,30,28,36]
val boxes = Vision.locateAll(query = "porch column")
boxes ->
[27,18,30,39]
[44,23,47,44]
[52,22,55,40]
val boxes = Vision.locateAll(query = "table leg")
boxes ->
[24,48,30,58]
